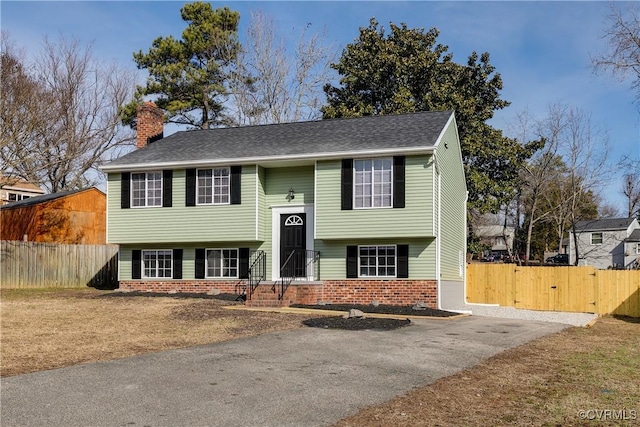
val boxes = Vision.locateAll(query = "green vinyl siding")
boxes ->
[264,165,314,205]
[256,166,266,241]
[436,119,467,282]
[315,239,436,280]
[107,167,258,244]
[259,165,315,279]
[315,155,434,239]
[119,242,262,281]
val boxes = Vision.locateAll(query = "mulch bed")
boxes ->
[290,303,458,317]
[101,292,457,330]
[302,316,411,330]
[100,291,243,302]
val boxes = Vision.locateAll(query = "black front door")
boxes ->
[280,213,306,278]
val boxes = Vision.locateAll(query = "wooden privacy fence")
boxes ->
[467,264,640,317]
[1,241,118,289]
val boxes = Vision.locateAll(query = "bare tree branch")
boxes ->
[1,33,136,192]
[622,172,640,218]
[592,2,640,103]
[230,11,337,125]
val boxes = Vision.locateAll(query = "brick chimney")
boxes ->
[136,102,164,149]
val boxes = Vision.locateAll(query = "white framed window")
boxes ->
[132,172,162,207]
[636,242,640,255]
[206,249,238,278]
[197,168,230,205]
[354,158,392,209]
[359,245,396,277]
[591,232,603,245]
[7,193,30,202]
[142,250,172,278]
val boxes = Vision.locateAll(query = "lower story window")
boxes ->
[206,249,239,278]
[143,250,172,278]
[359,245,396,277]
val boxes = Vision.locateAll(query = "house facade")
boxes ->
[102,104,468,308]
[475,225,514,259]
[569,217,640,269]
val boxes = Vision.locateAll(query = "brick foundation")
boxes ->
[119,280,245,295]
[328,279,437,307]
[120,279,438,308]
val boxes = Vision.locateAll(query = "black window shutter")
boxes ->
[341,159,353,210]
[397,244,409,278]
[230,166,241,205]
[393,156,405,209]
[172,249,183,279]
[163,170,173,207]
[346,245,358,278]
[186,169,196,206]
[121,172,131,209]
[195,248,205,279]
[131,249,141,279]
[238,247,250,279]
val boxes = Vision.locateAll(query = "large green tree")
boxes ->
[322,19,541,213]
[122,2,242,129]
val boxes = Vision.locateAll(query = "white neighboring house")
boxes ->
[569,218,640,269]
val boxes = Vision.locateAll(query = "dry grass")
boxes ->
[334,316,640,427]
[0,288,311,377]
[3,289,639,426]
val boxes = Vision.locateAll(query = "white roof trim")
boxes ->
[432,111,455,148]
[100,146,436,172]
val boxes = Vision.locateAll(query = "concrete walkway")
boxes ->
[1,316,568,427]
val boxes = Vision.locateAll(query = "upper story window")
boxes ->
[591,232,603,245]
[636,242,640,255]
[197,168,230,205]
[132,172,162,207]
[354,158,392,208]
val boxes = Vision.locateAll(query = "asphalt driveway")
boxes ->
[1,316,568,427]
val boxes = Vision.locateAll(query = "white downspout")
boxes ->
[436,159,442,310]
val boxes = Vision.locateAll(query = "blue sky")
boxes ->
[2,1,639,212]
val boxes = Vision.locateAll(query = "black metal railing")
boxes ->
[275,250,320,300]
[245,250,266,301]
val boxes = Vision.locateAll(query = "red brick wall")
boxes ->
[307,280,437,307]
[136,102,164,149]
[119,280,244,295]
[119,279,438,308]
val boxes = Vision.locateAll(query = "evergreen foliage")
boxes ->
[322,19,542,213]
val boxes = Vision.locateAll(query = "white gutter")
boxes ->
[436,155,442,310]
[100,146,436,172]
[463,190,470,309]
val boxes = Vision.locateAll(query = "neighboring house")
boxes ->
[475,225,514,258]
[569,217,640,269]
[102,103,468,308]
[0,176,45,206]
[0,188,107,244]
